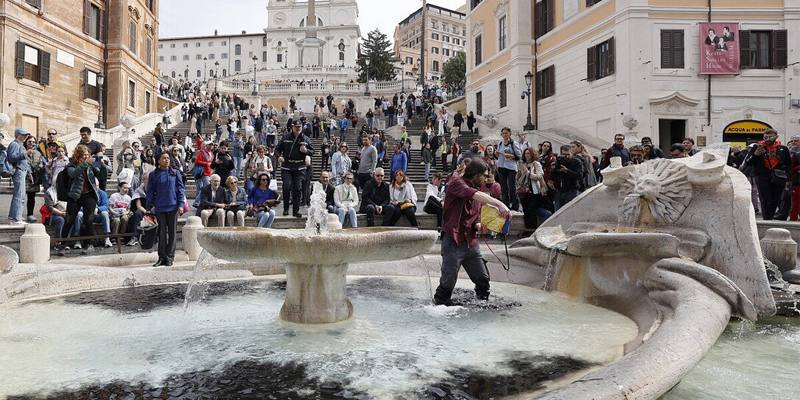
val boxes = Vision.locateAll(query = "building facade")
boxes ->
[465,0,534,135]
[394,3,467,83]
[534,0,800,150]
[158,0,360,83]
[0,0,160,136]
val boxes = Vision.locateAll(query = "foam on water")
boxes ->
[0,277,637,398]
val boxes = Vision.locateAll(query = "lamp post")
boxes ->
[284,50,288,68]
[338,41,346,67]
[364,57,371,96]
[214,61,220,94]
[399,60,405,93]
[203,57,208,81]
[252,55,258,95]
[94,72,105,128]
[523,71,535,131]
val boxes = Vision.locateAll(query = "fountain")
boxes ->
[196,182,439,324]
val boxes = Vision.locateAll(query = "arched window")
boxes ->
[263,51,267,62]
[197,70,201,77]
[171,71,176,78]
[222,69,227,77]
[263,36,268,47]
[339,52,344,61]
[234,60,241,72]
[184,69,189,78]
[234,44,241,55]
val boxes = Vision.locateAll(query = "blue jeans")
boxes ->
[50,215,65,239]
[336,207,358,228]
[193,175,210,208]
[340,129,347,143]
[75,210,111,235]
[8,168,26,222]
[255,209,275,228]
[233,157,243,178]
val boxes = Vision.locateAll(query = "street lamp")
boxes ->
[364,57,371,96]
[214,61,220,93]
[203,57,208,81]
[94,72,105,128]
[400,61,405,93]
[284,50,288,68]
[522,71,535,131]
[252,55,259,95]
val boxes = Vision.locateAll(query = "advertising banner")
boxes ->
[699,23,740,74]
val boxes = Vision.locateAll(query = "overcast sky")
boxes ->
[159,0,466,42]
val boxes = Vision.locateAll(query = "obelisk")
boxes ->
[300,0,322,66]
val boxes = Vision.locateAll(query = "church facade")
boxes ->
[158,0,360,82]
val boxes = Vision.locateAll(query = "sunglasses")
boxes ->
[260,178,269,181]
[375,174,384,177]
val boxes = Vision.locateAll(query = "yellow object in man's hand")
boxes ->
[481,205,511,235]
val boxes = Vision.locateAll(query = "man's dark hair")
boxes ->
[560,144,571,153]
[671,143,686,152]
[641,136,652,143]
[462,158,488,180]
[501,127,512,134]
[79,127,91,134]
[118,181,129,189]
[614,133,625,140]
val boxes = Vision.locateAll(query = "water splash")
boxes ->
[419,255,434,304]
[764,259,790,290]
[183,250,217,310]
[305,182,329,235]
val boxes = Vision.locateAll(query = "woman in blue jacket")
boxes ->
[146,152,185,266]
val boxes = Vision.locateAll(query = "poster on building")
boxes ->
[699,23,740,74]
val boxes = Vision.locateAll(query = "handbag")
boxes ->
[516,163,533,198]
[400,201,414,210]
[140,214,159,231]
[771,168,788,185]
[192,164,204,179]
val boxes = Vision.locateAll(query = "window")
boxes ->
[146,0,154,12]
[278,53,283,63]
[498,16,507,51]
[196,55,202,60]
[474,35,482,65]
[454,38,460,45]
[499,79,507,108]
[432,47,439,54]
[660,30,684,69]
[171,71,176,78]
[208,54,215,60]
[182,43,188,48]
[587,37,615,81]
[740,30,787,69]
[183,55,189,60]
[83,69,99,101]
[587,0,603,6]
[158,44,163,49]
[535,0,554,38]
[145,38,152,66]
[221,53,228,59]
[195,42,201,47]
[25,0,41,8]
[196,69,201,77]
[263,51,267,62]
[444,35,450,43]
[14,42,50,85]
[235,44,241,55]
[536,65,556,99]
[128,21,137,54]
[470,0,483,9]
[209,41,214,47]
[432,33,439,40]
[145,91,151,114]
[83,1,103,41]
[263,37,268,46]
[444,48,450,56]
[338,52,344,61]
[159,56,164,61]
[170,44,175,48]
[476,91,483,116]
[222,69,227,77]
[405,57,413,64]
[235,60,241,72]
[128,80,135,108]
[170,55,176,61]
[432,61,439,72]
[221,41,227,46]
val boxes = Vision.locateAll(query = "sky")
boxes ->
[159,0,466,42]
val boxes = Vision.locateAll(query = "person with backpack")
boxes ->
[61,145,101,254]
[6,128,29,225]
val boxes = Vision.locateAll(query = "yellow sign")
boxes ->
[723,120,773,144]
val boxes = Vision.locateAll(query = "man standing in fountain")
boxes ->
[277,121,314,217]
[434,159,511,306]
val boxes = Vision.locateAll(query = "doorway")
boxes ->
[658,119,686,153]
[20,114,39,139]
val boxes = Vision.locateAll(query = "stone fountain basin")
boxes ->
[197,227,439,266]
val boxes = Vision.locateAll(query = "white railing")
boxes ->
[62,103,183,150]
[217,78,418,97]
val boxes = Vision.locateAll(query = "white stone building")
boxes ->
[158,0,360,83]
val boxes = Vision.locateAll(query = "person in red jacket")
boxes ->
[192,141,214,208]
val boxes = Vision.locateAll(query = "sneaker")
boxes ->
[126,239,139,246]
[9,220,27,225]
[104,238,113,248]
[73,242,82,250]
[283,210,290,216]
[81,245,94,255]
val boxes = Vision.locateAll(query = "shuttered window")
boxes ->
[660,30,684,69]
[499,79,507,108]
[15,41,50,85]
[83,69,99,101]
[536,66,556,100]
[25,0,42,9]
[129,21,137,54]
[474,35,482,65]
[476,91,483,116]
[535,0,555,39]
[740,30,787,69]
[587,37,615,81]
[83,1,103,41]
[587,0,603,6]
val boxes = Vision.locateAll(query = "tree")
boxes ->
[442,51,466,91]
[356,29,396,83]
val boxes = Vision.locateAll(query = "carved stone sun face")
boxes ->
[619,159,693,226]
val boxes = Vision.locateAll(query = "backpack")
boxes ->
[56,170,71,202]
[0,148,11,178]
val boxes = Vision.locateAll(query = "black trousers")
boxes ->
[156,210,178,262]
[356,173,372,191]
[282,168,306,214]
[385,205,418,227]
[756,175,785,220]
[496,167,518,210]
[62,193,98,247]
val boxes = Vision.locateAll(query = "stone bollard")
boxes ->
[760,228,797,273]
[182,216,204,261]
[19,223,50,264]
[326,213,342,230]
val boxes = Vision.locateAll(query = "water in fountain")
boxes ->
[0,277,639,399]
[305,182,329,235]
[183,249,218,310]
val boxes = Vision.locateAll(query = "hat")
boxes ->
[291,120,302,127]
[14,128,28,137]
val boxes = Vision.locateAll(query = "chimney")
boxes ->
[214,29,218,36]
